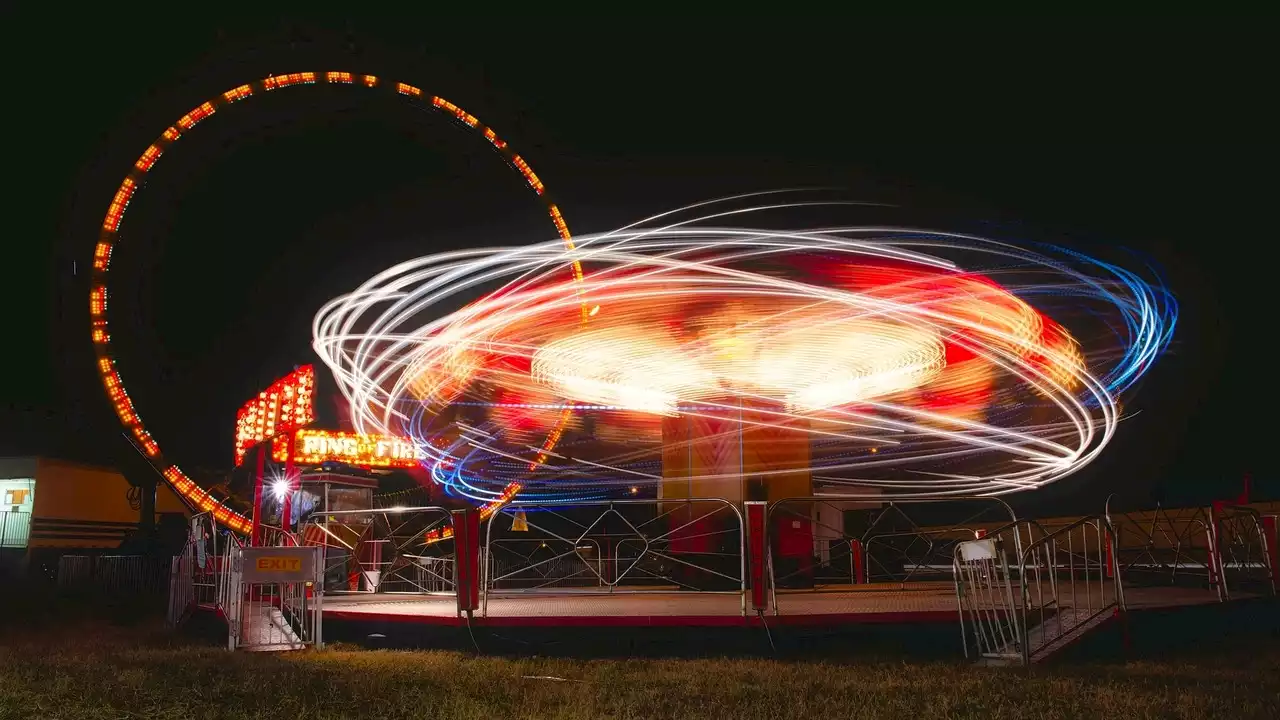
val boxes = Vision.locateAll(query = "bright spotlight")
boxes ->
[271,480,291,500]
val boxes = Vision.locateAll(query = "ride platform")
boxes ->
[320,582,1238,628]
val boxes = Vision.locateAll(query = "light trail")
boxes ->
[313,194,1176,504]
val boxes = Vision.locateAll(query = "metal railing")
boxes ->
[232,579,320,652]
[1105,500,1218,592]
[483,498,746,616]
[1212,505,1276,598]
[766,496,1022,614]
[864,520,1047,587]
[166,550,194,627]
[190,512,223,608]
[156,493,1275,658]
[259,524,300,548]
[217,532,244,623]
[299,506,454,595]
[220,541,323,652]
[168,513,332,652]
[955,516,1124,665]
[167,512,221,626]
[485,537,604,590]
[954,521,1028,663]
[0,510,32,548]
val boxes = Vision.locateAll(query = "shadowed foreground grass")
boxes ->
[1,616,1278,720]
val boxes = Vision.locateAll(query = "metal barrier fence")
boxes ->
[57,554,170,597]
[954,522,1027,664]
[167,551,194,626]
[483,498,745,615]
[300,506,455,596]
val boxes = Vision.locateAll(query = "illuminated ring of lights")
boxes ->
[89,71,584,533]
[314,200,1176,501]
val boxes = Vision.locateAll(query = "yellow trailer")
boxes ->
[1,456,190,553]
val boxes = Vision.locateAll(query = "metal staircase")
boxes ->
[956,516,1124,667]
[166,513,322,652]
[237,603,307,652]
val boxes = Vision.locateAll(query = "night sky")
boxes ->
[6,16,1270,514]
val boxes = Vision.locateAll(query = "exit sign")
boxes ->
[256,556,302,572]
[241,546,319,584]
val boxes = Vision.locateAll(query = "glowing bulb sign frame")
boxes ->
[89,71,586,534]
[234,365,317,467]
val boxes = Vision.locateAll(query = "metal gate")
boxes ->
[225,545,323,651]
[954,532,1023,663]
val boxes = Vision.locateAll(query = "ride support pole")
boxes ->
[250,444,266,546]
[745,501,768,613]
[281,431,297,534]
[452,508,481,615]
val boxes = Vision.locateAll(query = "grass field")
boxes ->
[1,595,1278,719]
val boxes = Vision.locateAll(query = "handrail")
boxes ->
[771,494,1020,528]
[1266,513,1280,597]
[489,536,606,590]
[315,505,455,517]
[215,533,240,635]
[298,506,454,548]
[861,526,982,586]
[1212,504,1276,598]
[986,517,1049,561]
[1015,514,1124,665]
[1106,502,1220,598]
[258,524,300,547]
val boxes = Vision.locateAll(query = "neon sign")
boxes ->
[273,429,424,469]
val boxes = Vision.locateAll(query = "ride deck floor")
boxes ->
[319,582,1240,627]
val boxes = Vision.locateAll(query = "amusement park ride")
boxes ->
[92,71,1278,662]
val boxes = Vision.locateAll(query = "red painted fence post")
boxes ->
[250,444,266,546]
[452,508,481,616]
[745,501,768,614]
